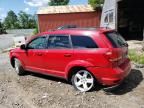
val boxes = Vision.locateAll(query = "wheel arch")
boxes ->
[67,66,86,82]
[65,60,95,80]
[10,53,25,69]
[10,56,15,68]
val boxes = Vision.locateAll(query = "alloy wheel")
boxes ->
[73,70,94,92]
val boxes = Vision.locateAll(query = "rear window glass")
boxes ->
[71,36,98,49]
[48,35,71,49]
[105,32,127,48]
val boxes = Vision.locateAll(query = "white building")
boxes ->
[101,0,144,40]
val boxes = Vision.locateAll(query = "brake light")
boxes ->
[109,56,122,62]
[105,51,112,55]
[105,51,122,62]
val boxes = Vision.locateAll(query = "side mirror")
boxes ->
[20,44,26,50]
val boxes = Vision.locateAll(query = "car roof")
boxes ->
[29,27,114,41]
[41,27,114,35]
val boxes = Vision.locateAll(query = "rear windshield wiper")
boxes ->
[121,43,128,47]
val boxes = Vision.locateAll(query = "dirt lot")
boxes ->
[0,52,144,108]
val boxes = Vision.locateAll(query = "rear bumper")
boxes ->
[87,59,131,86]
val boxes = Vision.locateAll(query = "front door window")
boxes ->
[27,37,47,49]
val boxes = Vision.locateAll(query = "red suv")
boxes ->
[10,28,131,92]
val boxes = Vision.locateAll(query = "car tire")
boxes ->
[14,58,25,75]
[71,70,95,92]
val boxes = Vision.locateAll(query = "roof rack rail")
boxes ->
[57,25,78,30]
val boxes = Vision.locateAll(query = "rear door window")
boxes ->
[71,36,98,49]
[48,35,71,49]
[105,32,127,48]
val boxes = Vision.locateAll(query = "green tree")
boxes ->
[0,19,6,34]
[28,15,37,28]
[18,11,36,29]
[49,0,69,6]
[18,11,29,29]
[4,10,19,29]
[88,0,104,9]
[33,25,38,35]
[0,19,3,33]
[0,20,2,28]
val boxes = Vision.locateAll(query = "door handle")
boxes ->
[64,54,72,57]
[36,53,43,56]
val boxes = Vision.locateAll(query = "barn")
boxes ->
[37,5,101,33]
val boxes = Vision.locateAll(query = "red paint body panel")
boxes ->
[10,28,131,86]
[87,58,131,85]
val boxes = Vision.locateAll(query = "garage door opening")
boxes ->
[118,0,144,40]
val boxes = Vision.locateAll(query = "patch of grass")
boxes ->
[128,49,144,64]
[33,27,38,35]
[128,49,138,62]
[138,54,144,64]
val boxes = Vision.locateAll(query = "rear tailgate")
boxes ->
[104,31,129,66]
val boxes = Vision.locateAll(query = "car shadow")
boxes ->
[25,69,143,94]
[26,71,69,84]
[104,69,143,95]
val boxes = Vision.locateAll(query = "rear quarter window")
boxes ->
[105,32,127,48]
[71,35,98,49]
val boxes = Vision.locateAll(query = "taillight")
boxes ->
[105,51,122,62]
[109,56,122,62]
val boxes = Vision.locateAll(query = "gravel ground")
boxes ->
[0,32,32,53]
[0,52,144,108]
[127,40,144,50]
[0,34,14,52]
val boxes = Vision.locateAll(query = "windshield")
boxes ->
[105,31,128,48]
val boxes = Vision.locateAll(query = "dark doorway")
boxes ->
[118,0,144,40]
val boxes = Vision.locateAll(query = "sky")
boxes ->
[0,0,88,21]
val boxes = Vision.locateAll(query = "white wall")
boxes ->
[100,0,122,29]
